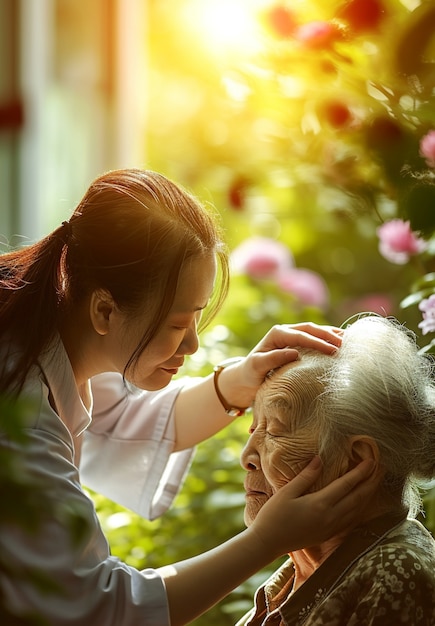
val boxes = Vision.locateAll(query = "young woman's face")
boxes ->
[108,254,217,390]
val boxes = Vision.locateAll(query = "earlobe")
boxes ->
[89,289,115,336]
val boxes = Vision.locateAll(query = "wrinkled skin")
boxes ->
[241,356,348,527]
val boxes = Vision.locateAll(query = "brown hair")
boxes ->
[0,169,229,394]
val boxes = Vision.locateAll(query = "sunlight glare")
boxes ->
[185,0,264,58]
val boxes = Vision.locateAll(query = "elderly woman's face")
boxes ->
[240,358,334,527]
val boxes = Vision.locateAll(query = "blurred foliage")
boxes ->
[0,396,92,625]
[144,0,435,332]
[99,0,435,624]
[0,397,50,625]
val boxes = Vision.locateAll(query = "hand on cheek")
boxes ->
[269,445,320,493]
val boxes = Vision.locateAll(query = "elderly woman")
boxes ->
[238,315,435,625]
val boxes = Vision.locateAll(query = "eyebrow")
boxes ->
[171,304,207,316]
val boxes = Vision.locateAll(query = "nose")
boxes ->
[240,435,260,472]
[178,322,199,356]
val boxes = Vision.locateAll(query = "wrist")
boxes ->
[242,523,282,563]
[213,357,249,417]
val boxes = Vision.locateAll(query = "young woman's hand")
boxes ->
[161,456,375,626]
[217,323,342,410]
[247,456,375,558]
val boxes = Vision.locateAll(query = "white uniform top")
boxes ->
[0,336,195,625]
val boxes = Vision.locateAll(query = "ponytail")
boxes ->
[0,225,68,394]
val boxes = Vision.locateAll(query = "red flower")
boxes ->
[337,0,386,33]
[228,177,249,211]
[264,5,296,38]
[320,101,352,128]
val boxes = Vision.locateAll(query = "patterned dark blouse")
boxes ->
[236,512,435,625]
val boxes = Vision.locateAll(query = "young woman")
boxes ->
[0,169,374,626]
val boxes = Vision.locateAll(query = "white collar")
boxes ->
[39,335,93,437]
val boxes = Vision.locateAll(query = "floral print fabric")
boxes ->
[236,513,435,625]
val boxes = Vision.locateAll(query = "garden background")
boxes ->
[98,1,435,624]
[2,0,435,624]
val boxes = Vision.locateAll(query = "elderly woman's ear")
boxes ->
[348,436,381,478]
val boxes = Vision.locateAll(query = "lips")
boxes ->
[161,367,179,375]
[160,361,184,375]
[244,477,271,498]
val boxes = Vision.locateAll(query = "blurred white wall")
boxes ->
[0,0,148,243]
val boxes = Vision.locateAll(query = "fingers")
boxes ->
[308,460,377,540]
[255,323,343,355]
[280,322,343,339]
[276,456,323,498]
[318,459,375,506]
[251,348,299,379]
[288,459,377,546]
[274,457,374,509]
[250,458,376,555]
[280,323,343,351]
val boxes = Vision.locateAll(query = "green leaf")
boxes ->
[400,289,434,309]
[414,273,435,289]
[418,340,435,355]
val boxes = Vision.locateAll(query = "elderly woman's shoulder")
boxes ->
[332,518,435,623]
[389,517,435,552]
[355,517,435,586]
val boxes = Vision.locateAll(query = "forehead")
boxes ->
[259,361,299,400]
[171,254,217,314]
[255,353,330,421]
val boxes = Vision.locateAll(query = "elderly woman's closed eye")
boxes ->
[237,316,435,626]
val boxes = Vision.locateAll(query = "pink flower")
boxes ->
[419,294,435,335]
[295,21,339,48]
[277,268,329,310]
[377,219,427,264]
[420,130,435,168]
[230,237,293,279]
[339,293,394,322]
[358,294,393,315]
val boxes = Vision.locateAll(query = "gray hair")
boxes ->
[308,316,435,517]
